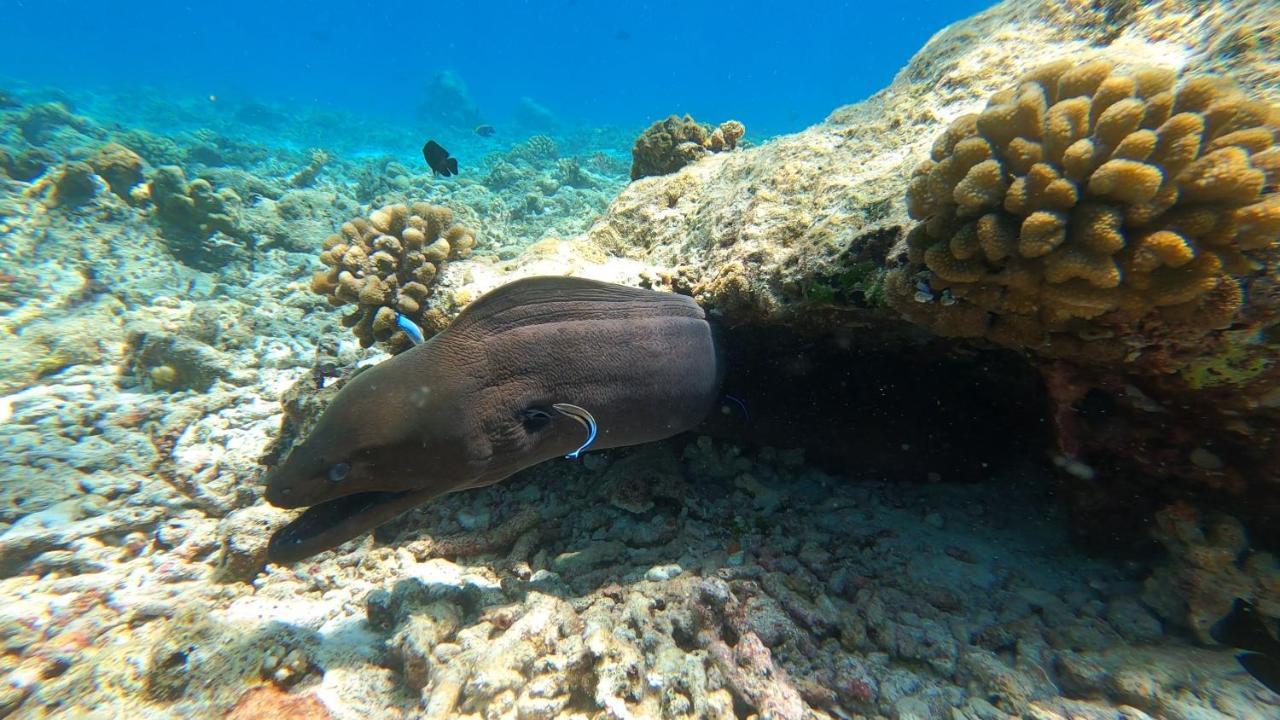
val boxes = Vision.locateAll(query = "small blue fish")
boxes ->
[552,402,597,459]
[396,314,425,345]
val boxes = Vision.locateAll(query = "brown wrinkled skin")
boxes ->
[264,276,721,563]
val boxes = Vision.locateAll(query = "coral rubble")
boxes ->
[1141,503,1280,643]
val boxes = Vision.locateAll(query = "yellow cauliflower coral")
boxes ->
[311,202,476,352]
[889,56,1280,366]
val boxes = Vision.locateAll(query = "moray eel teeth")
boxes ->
[263,276,722,563]
[267,490,406,564]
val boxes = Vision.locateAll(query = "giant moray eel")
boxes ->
[264,276,721,563]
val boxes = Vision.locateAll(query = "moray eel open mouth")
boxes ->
[267,489,424,564]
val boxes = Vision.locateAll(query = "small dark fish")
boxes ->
[474,124,496,137]
[615,29,631,41]
[422,139,458,177]
[1211,598,1280,695]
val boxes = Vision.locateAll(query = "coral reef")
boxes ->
[149,165,251,269]
[243,188,359,253]
[289,149,330,188]
[483,160,531,190]
[89,142,145,198]
[887,57,1280,371]
[1,2,1280,719]
[184,129,270,167]
[1141,503,1280,643]
[509,134,560,167]
[515,96,558,130]
[42,161,98,207]
[309,202,477,351]
[630,115,746,180]
[116,128,186,167]
[122,326,234,392]
[556,157,597,189]
[566,3,1280,557]
[0,147,54,181]
[12,101,99,145]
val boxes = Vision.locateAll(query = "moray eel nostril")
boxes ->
[264,276,722,563]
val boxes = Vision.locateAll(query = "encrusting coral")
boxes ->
[44,161,98,207]
[289,149,330,188]
[0,147,53,181]
[630,115,745,180]
[310,202,476,352]
[89,142,145,198]
[1140,502,1280,643]
[148,165,251,268]
[888,57,1280,369]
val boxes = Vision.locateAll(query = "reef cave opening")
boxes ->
[704,323,1053,487]
[705,322,1280,559]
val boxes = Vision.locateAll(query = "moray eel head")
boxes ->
[263,351,477,563]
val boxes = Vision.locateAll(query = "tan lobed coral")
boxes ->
[630,115,746,180]
[43,161,98,207]
[89,142,144,198]
[310,202,476,352]
[887,57,1280,368]
[289,149,330,188]
[146,165,253,269]
[149,165,244,240]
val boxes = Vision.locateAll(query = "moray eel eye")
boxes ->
[327,462,351,484]
[521,408,553,430]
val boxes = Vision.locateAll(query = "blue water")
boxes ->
[1,0,990,143]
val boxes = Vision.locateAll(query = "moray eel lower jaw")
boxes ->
[266,485,445,564]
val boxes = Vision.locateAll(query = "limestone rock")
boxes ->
[212,505,293,582]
